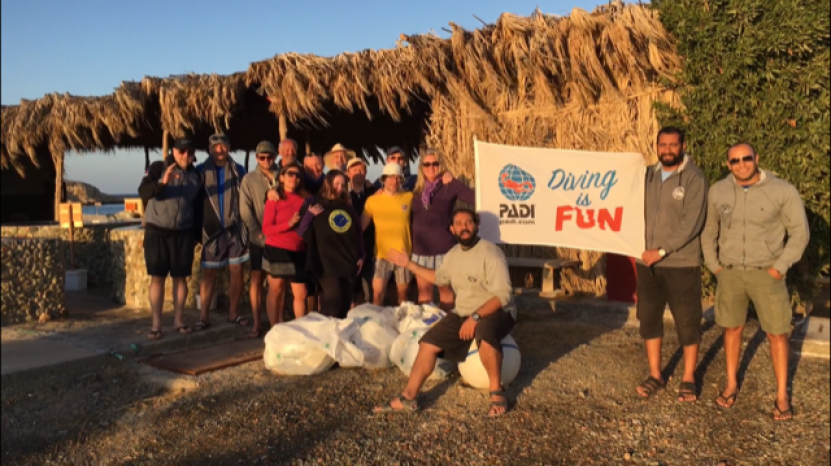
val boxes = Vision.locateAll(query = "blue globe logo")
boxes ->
[498,164,536,201]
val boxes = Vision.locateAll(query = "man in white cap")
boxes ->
[361,162,414,305]
[324,143,356,172]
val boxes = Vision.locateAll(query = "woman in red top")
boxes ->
[262,164,312,325]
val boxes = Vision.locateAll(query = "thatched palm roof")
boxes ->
[0,2,678,169]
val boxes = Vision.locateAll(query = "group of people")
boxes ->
[138,127,810,420]
[138,134,477,334]
[635,126,809,422]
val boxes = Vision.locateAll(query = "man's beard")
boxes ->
[454,228,479,247]
[660,152,683,168]
[734,166,759,183]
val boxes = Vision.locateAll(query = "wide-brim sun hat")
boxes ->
[324,143,356,169]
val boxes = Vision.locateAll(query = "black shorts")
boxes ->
[636,264,703,346]
[143,228,195,278]
[249,243,264,272]
[419,310,516,363]
[263,245,308,283]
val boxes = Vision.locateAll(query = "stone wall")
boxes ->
[1,221,137,288]
[1,238,66,325]
[110,227,253,310]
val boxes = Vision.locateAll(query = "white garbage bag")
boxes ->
[389,327,456,380]
[397,304,446,334]
[347,303,399,331]
[263,313,366,375]
[349,317,399,369]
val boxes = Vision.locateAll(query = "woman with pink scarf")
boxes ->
[410,148,475,309]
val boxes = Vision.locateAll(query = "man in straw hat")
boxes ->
[374,146,416,192]
[240,140,279,338]
[361,162,414,305]
[324,143,356,172]
[193,133,251,332]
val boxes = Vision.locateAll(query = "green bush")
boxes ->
[652,0,830,306]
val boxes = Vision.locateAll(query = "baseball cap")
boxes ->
[208,133,230,147]
[255,140,277,154]
[386,146,404,157]
[381,162,403,178]
[346,158,366,170]
[173,138,195,151]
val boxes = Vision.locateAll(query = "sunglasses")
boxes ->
[423,162,440,168]
[284,171,301,178]
[257,154,276,161]
[728,154,755,166]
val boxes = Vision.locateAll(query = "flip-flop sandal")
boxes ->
[192,321,211,332]
[374,395,419,414]
[227,315,250,327]
[488,390,509,417]
[248,328,261,339]
[677,382,698,403]
[175,326,192,335]
[715,391,737,409]
[773,400,793,422]
[637,376,665,398]
[147,329,163,340]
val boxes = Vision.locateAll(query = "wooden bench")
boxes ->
[506,257,581,299]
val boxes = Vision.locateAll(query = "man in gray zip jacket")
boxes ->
[635,127,708,403]
[240,140,279,338]
[702,142,809,421]
[138,137,204,340]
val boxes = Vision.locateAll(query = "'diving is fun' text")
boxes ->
[555,206,624,232]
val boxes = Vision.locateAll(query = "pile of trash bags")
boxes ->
[263,302,456,378]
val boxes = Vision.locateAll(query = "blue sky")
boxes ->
[2,0,600,194]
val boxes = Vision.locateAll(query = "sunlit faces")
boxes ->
[281,168,302,191]
[450,211,479,247]
[172,147,193,168]
[210,142,229,161]
[347,162,367,186]
[331,151,348,170]
[256,152,276,170]
[382,174,402,193]
[727,144,759,183]
[332,174,348,194]
[657,132,685,168]
[279,140,298,166]
[387,152,406,169]
[304,156,324,179]
[421,154,441,181]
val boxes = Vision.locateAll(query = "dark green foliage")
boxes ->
[653,0,830,304]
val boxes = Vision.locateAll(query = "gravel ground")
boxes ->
[1,310,829,466]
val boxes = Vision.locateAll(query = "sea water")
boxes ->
[80,193,135,216]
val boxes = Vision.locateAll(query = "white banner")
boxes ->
[474,141,647,258]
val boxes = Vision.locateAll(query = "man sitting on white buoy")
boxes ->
[375,208,517,417]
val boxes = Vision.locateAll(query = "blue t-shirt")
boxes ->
[217,166,225,228]
[661,169,673,183]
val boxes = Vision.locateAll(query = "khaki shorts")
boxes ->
[715,268,791,335]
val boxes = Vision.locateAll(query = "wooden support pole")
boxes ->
[161,130,170,160]
[144,146,150,170]
[279,114,288,141]
[67,204,76,271]
[53,152,63,222]
[305,129,311,156]
[244,150,250,172]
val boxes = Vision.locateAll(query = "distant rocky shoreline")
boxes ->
[65,181,123,205]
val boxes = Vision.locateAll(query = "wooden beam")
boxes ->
[144,146,150,170]
[279,114,288,141]
[244,150,250,172]
[305,129,311,157]
[53,152,63,222]
[161,130,170,160]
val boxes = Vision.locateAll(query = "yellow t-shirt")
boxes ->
[364,191,413,260]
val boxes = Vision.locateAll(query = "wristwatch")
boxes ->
[658,248,667,258]
[471,313,481,322]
